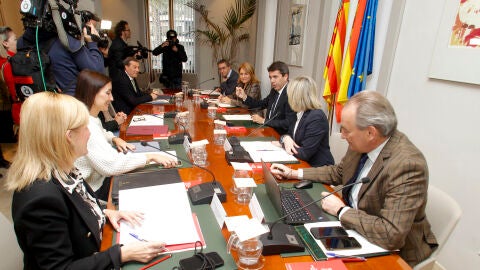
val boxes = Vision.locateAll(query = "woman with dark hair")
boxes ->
[7,92,166,269]
[75,70,176,200]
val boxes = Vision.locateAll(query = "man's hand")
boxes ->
[251,114,265,124]
[320,191,346,216]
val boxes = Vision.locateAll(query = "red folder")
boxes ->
[126,125,168,136]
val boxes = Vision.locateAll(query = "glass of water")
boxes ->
[191,145,208,166]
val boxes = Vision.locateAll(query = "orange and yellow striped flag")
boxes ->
[335,0,368,122]
[322,0,350,110]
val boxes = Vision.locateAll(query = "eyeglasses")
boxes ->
[124,29,131,32]
[132,116,145,122]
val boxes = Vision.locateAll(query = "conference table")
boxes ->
[101,94,411,270]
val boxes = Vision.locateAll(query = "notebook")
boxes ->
[262,161,327,224]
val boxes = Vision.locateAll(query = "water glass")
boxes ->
[191,145,208,166]
[193,94,202,104]
[235,187,253,204]
[208,106,217,118]
[213,129,227,145]
[176,113,190,130]
[231,170,252,194]
[175,94,183,108]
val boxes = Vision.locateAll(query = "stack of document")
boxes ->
[222,114,252,121]
[119,183,204,251]
[240,141,298,163]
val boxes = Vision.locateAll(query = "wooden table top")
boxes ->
[101,98,411,270]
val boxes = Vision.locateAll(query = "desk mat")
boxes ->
[126,139,192,170]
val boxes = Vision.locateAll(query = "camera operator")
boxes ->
[108,20,131,80]
[152,30,187,89]
[17,8,104,96]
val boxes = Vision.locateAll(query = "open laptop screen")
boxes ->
[262,161,283,215]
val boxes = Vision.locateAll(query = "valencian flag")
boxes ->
[334,0,377,122]
[322,0,350,111]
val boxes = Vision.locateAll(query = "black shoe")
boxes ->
[0,159,10,168]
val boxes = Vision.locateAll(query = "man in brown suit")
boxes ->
[271,91,438,267]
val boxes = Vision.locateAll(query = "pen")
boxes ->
[129,232,148,242]
[326,252,366,262]
[139,254,172,270]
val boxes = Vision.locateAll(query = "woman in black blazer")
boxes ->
[5,92,166,269]
[279,76,334,167]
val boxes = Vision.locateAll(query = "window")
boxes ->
[147,0,195,73]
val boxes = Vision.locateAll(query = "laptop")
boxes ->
[262,161,327,224]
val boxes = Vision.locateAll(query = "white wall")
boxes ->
[387,0,480,268]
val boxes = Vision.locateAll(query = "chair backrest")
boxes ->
[425,185,461,255]
[0,212,23,269]
[413,185,460,270]
[329,132,349,164]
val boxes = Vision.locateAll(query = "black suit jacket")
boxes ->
[244,85,296,135]
[220,70,239,96]
[108,37,128,80]
[112,71,153,115]
[12,178,121,269]
[289,109,334,166]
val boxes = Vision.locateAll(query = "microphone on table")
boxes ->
[195,77,215,89]
[168,119,192,144]
[140,141,227,205]
[225,112,280,164]
[259,177,371,255]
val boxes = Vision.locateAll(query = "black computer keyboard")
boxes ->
[281,189,314,223]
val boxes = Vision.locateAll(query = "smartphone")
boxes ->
[320,237,362,250]
[310,226,348,239]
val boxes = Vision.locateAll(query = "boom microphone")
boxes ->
[140,141,227,205]
[246,112,280,137]
[260,177,371,255]
[195,77,215,89]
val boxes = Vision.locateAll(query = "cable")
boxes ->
[35,25,48,91]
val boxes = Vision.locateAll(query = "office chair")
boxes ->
[329,132,349,164]
[413,185,461,270]
[0,212,23,269]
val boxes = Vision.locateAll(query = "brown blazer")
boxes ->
[303,130,438,266]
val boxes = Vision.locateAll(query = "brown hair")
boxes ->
[75,70,111,110]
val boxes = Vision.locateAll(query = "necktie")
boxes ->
[269,91,280,119]
[342,153,368,207]
[131,79,137,93]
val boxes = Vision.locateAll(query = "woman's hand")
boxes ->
[282,135,299,155]
[104,209,144,232]
[112,137,136,153]
[114,112,127,125]
[270,163,298,180]
[235,87,246,100]
[146,154,178,168]
[121,241,167,263]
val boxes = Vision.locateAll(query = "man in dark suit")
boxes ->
[214,59,239,95]
[112,57,158,115]
[108,20,130,80]
[271,91,438,267]
[236,61,296,135]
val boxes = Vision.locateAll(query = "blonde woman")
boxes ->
[278,76,334,166]
[219,62,261,107]
[6,92,166,269]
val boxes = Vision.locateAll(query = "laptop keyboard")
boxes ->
[281,189,314,223]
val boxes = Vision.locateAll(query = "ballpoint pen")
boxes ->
[139,254,172,270]
[129,232,148,242]
[326,252,366,262]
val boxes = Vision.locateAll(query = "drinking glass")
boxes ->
[191,145,208,166]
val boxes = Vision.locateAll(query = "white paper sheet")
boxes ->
[222,114,252,121]
[119,183,199,245]
[240,141,298,163]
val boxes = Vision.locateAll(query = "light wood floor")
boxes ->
[1,143,17,221]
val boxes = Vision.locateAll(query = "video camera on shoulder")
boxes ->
[125,41,152,60]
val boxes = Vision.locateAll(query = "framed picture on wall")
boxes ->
[287,0,309,67]
[429,0,480,85]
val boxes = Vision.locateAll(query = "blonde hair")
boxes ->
[0,26,12,58]
[237,62,260,84]
[5,92,89,191]
[287,76,322,112]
